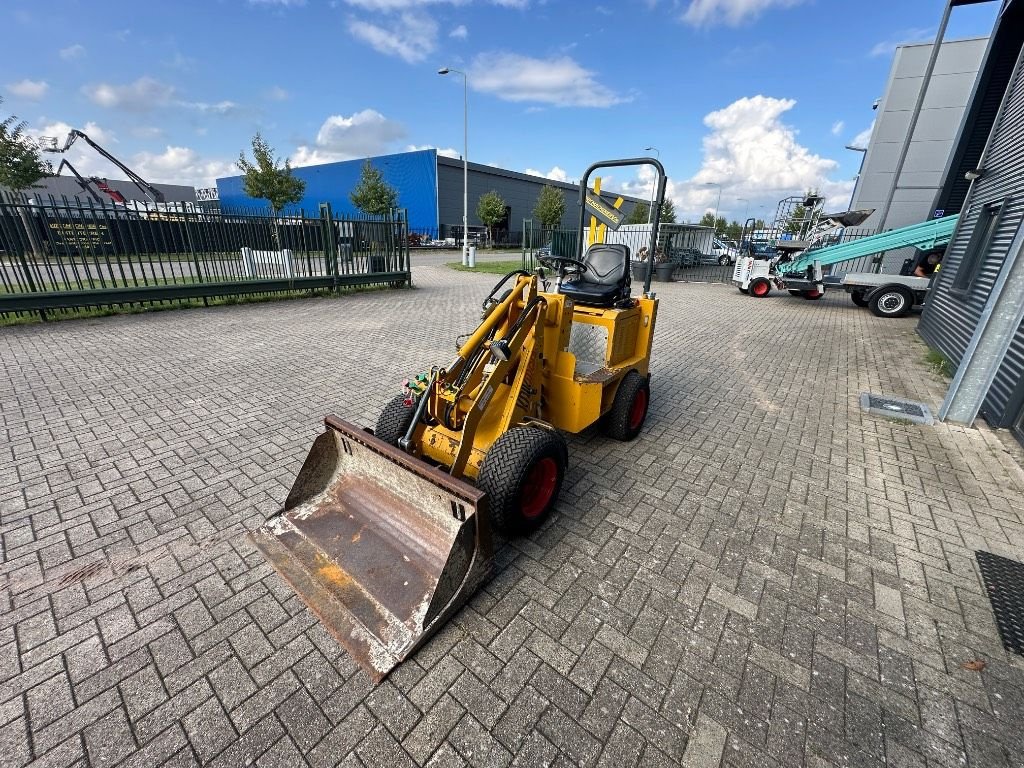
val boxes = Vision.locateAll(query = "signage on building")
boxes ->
[195,187,220,202]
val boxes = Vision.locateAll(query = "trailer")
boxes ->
[839,272,932,318]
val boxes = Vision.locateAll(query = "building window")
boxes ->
[952,199,1006,295]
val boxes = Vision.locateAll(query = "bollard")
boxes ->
[462,246,469,267]
[468,245,476,268]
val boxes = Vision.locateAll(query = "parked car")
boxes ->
[710,238,739,265]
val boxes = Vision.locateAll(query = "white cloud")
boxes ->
[468,52,626,107]
[831,120,844,136]
[131,146,236,186]
[177,100,241,116]
[59,44,86,60]
[265,86,289,101]
[524,166,569,183]
[293,109,407,165]
[348,12,437,63]
[83,77,175,110]
[869,27,933,57]
[6,79,49,99]
[450,24,468,38]
[681,0,807,27]
[407,144,460,158]
[849,122,874,150]
[616,95,854,221]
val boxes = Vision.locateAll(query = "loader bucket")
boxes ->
[251,415,492,682]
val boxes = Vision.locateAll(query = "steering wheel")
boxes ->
[537,254,590,277]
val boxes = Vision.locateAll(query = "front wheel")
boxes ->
[375,394,416,446]
[604,370,650,441]
[749,278,771,297]
[869,286,914,318]
[477,427,567,537]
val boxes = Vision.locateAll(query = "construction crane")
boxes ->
[53,159,128,205]
[39,129,165,203]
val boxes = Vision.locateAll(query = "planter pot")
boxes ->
[631,261,649,281]
[654,263,675,282]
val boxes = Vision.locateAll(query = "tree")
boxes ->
[476,190,507,246]
[625,201,649,225]
[533,185,566,229]
[237,133,305,213]
[660,199,676,224]
[699,212,716,229]
[784,203,807,235]
[349,160,398,216]
[1,98,51,255]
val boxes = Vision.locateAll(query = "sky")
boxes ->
[1,0,1001,222]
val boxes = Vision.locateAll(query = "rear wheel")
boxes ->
[478,427,567,537]
[374,394,416,446]
[604,370,650,441]
[869,286,914,318]
[749,278,771,297]
[718,254,730,266]
[851,290,869,307]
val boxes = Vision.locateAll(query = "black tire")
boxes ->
[477,427,567,537]
[851,290,869,307]
[749,278,771,298]
[374,394,416,446]
[604,370,650,441]
[869,286,914,318]
[802,289,824,300]
[718,254,730,266]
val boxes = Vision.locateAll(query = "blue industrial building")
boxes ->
[216,149,607,239]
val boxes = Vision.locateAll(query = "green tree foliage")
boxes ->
[784,203,807,234]
[476,190,507,245]
[349,160,398,216]
[660,199,676,224]
[722,220,742,241]
[698,212,715,229]
[0,98,50,192]
[625,201,649,225]
[533,185,566,229]
[237,133,306,213]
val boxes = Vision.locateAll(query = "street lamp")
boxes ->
[438,66,469,266]
[703,182,722,234]
[643,146,659,225]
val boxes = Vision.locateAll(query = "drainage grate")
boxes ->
[977,550,1024,656]
[860,393,934,425]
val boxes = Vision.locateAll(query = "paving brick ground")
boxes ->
[2,264,1024,767]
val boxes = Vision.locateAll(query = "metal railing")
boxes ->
[0,194,411,319]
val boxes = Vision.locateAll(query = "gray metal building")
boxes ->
[4,175,197,205]
[437,156,583,237]
[917,0,1024,443]
[850,37,988,232]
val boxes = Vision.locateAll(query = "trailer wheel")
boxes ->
[749,278,771,297]
[374,394,416,446]
[802,289,824,300]
[869,286,914,318]
[851,290,868,307]
[604,370,650,441]
[478,427,567,537]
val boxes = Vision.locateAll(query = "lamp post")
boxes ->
[438,66,469,266]
[643,146,659,225]
[703,182,722,234]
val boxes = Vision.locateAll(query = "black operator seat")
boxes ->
[558,243,631,308]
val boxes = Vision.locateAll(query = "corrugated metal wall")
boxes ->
[919,37,1024,427]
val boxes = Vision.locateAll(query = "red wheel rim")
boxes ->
[628,387,648,431]
[520,457,558,519]
[752,281,768,296]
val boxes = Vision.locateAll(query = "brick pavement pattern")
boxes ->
[3,264,1024,767]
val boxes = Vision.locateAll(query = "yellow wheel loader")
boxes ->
[252,158,667,680]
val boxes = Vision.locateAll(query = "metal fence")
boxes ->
[0,194,411,319]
